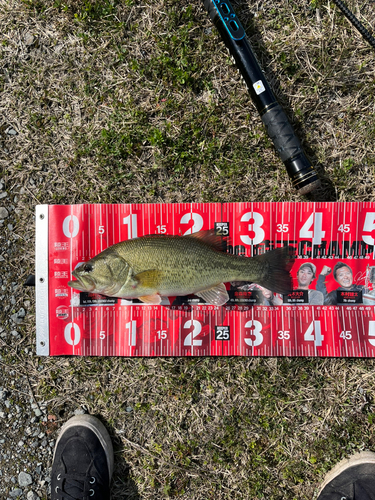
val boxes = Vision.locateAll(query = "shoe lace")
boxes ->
[54,470,97,500]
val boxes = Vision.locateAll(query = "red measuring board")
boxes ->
[35,203,375,357]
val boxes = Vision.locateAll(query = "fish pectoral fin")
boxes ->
[139,294,162,305]
[133,269,162,288]
[195,283,229,306]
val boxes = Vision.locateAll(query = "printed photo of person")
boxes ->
[316,262,364,305]
[257,286,283,306]
[228,282,283,305]
[295,263,324,305]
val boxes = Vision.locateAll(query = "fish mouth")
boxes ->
[68,272,96,292]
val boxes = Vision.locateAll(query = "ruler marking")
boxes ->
[46,202,375,359]
[356,309,362,356]
[70,205,75,355]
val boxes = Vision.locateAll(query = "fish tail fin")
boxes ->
[251,246,293,294]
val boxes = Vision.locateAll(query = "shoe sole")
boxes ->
[318,451,375,497]
[54,414,114,479]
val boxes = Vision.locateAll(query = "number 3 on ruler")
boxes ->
[244,320,263,347]
[240,213,265,246]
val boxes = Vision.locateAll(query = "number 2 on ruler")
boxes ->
[183,320,202,346]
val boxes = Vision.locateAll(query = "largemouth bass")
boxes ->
[68,230,292,306]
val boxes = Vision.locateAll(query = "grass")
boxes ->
[1,0,375,498]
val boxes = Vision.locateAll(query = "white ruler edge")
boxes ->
[35,205,49,355]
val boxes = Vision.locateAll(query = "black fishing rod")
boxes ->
[332,0,375,50]
[202,0,321,195]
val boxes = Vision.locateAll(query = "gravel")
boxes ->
[0,375,54,499]
[0,174,57,499]
[0,207,9,218]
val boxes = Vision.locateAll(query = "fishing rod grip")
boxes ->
[202,0,321,194]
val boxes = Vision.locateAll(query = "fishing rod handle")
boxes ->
[202,0,321,194]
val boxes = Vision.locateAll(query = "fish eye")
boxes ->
[83,263,93,273]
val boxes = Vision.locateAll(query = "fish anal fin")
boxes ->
[195,283,229,306]
[139,294,162,305]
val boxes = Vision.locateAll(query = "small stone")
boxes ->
[24,33,35,46]
[18,472,32,487]
[10,314,22,325]
[9,489,23,498]
[0,192,7,199]
[0,207,8,218]
[74,408,86,415]
[10,308,26,324]
[5,127,18,136]
[27,492,40,500]
[18,308,26,318]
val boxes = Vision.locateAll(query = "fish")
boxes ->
[68,230,292,306]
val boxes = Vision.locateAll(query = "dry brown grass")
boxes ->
[1,0,375,498]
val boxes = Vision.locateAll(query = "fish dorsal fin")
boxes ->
[195,283,229,306]
[186,229,227,252]
[133,269,162,288]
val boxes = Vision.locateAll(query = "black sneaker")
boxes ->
[317,451,375,500]
[51,414,114,500]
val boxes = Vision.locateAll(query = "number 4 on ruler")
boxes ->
[304,321,324,347]
[300,213,325,245]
